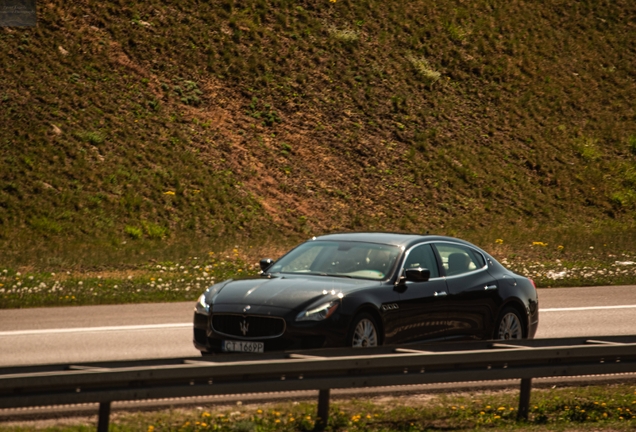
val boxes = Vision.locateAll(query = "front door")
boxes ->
[389,243,450,344]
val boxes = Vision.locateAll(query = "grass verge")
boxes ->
[3,384,636,431]
[2,235,636,309]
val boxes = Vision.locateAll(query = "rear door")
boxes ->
[433,242,499,340]
[390,243,450,344]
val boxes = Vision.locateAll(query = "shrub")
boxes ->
[124,225,143,239]
[142,221,168,239]
[327,25,359,43]
[406,54,441,86]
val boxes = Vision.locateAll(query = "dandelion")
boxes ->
[494,415,501,419]
[147,426,154,432]
[497,406,506,411]
[557,245,564,250]
[275,419,280,423]
[495,239,504,244]
[164,191,176,195]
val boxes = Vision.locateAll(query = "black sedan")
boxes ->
[193,233,539,354]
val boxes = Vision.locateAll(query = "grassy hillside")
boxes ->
[1,0,636,270]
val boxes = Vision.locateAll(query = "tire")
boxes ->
[494,307,525,340]
[348,313,380,348]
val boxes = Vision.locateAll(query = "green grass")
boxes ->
[3,227,636,309]
[3,384,636,431]
[1,0,636,293]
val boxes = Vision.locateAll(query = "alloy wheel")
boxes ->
[352,318,378,347]
[497,312,523,340]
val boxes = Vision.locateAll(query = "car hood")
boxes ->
[211,275,381,310]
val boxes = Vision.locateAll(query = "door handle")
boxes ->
[484,284,498,291]
[434,291,448,297]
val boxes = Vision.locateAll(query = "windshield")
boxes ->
[267,241,401,280]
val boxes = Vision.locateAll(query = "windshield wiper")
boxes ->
[319,273,352,278]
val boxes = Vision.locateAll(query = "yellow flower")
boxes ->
[603,412,608,418]
[480,411,485,415]
[164,191,176,195]
[330,0,337,2]
[495,239,504,244]
[289,417,295,422]
[498,406,505,411]
[275,419,280,423]
[201,423,207,427]
[494,415,501,419]
[257,409,262,414]
[202,412,210,417]
[150,277,155,281]
[532,241,548,247]
[557,245,564,250]
[147,426,154,432]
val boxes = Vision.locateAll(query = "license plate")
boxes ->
[222,340,264,353]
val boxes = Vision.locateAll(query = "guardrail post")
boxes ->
[314,389,330,432]
[517,378,532,420]
[97,401,111,432]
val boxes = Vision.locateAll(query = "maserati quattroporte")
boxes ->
[193,233,539,354]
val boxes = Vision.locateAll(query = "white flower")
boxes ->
[28,276,34,280]
[78,281,83,285]
[16,272,21,276]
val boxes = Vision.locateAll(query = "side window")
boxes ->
[434,243,485,276]
[403,244,439,278]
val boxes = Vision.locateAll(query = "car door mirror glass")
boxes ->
[259,258,274,272]
[405,267,431,282]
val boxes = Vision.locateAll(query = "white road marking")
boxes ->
[2,304,636,336]
[540,305,636,312]
[0,323,191,337]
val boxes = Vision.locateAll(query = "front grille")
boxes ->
[212,314,286,340]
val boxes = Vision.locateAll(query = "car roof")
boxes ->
[313,232,477,249]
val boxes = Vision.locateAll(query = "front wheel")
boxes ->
[494,307,524,340]
[348,313,380,348]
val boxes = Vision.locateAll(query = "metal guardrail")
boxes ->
[2,336,636,431]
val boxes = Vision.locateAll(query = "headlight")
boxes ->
[296,301,339,322]
[196,293,210,313]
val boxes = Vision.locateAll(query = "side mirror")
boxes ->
[259,258,274,272]
[405,267,431,282]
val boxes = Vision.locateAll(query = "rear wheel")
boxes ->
[495,307,524,340]
[349,313,379,348]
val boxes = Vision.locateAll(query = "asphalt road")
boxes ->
[1,285,635,367]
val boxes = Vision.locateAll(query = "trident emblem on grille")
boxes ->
[240,320,249,336]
